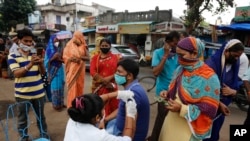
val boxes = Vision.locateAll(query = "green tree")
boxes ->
[0,0,36,32]
[182,0,235,34]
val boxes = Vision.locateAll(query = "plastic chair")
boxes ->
[4,101,50,141]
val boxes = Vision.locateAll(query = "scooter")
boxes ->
[232,84,249,112]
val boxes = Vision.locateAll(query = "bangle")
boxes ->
[24,66,29,71]
[125,127,133,130]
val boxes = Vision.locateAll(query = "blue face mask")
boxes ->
[114,74,127,85]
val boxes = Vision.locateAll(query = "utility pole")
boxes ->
[75,0,78,31]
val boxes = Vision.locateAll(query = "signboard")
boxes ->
[153,22,185,32]
[84,16,96,27]
[119,24,150,34]
[96,25,118,33]
[234,6,250,22]
[16,23,25,31]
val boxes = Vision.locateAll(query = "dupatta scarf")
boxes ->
[167,37,220,139]
[63,31,87,90]
[44,34,62,81]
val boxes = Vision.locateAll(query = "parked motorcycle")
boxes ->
[232,84,249,112]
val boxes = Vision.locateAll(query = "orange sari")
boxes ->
[63,31,87,108]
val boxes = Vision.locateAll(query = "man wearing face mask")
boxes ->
[44,35,65,111]
[149,31,180,141]
[104,58,150,141]
[90,38,120,133]
[7,28,48,141]
[204,39,244,141]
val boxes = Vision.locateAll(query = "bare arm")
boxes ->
[13,62,33,78]
[152,55,168,76]
[152,44,170,76]
[122,116,136,139]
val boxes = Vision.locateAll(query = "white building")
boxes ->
[35,0,114,31]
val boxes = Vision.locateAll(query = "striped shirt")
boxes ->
[8,51,45,99]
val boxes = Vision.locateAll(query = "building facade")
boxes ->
[36,0,114,31]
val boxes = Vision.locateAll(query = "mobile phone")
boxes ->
[36,47,43,56]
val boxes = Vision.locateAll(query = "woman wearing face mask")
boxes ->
[44,34,66,111]
[158,37,220,141]
[90,38,121,132]
[64,92,137,141]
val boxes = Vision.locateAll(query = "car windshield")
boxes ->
[114,46,136,55]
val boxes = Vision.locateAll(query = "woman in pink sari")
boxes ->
[63,31,89,108]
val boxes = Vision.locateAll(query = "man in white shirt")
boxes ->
[239,53,249,81]
[242,66,250,125]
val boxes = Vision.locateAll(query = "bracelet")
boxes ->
[24,66,29,71]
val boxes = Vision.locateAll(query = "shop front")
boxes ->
[96,25,119,44]
[118,21,154,60]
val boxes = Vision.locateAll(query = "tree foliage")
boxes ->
[0,0,37,32]
[183,0,236,33]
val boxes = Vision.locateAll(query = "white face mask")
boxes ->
[19,43,33,52]
[54,42,59,47]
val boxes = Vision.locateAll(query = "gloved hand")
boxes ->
[117,90,134,102]
[126,98,137,119]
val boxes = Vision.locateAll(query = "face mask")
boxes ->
[19,43,32,52]
[226,54,237,64]
[100,48,110,54]
[114,74,127,85]
[178,55,199,66]
[54,42,59,47]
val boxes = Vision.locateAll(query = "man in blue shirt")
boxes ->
[149,31,180,141]
[113,58,150,141]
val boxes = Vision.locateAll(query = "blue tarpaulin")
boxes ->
[217,23,250,31]
[82,29,96,33]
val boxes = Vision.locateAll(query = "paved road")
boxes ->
[0,66,247,141]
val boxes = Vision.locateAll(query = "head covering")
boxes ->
[71,31,87,47]
[177,37,205,58]
[205,39,241,91]
[177,37,205,71]
[221,39,241,71]
[44,34,58,69]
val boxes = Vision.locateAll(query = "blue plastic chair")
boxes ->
[4,101,50,141]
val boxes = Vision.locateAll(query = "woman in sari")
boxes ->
[63,31,89,108]
[90,38,120,132]
[44,35,65,111]
[158,37,220,141]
